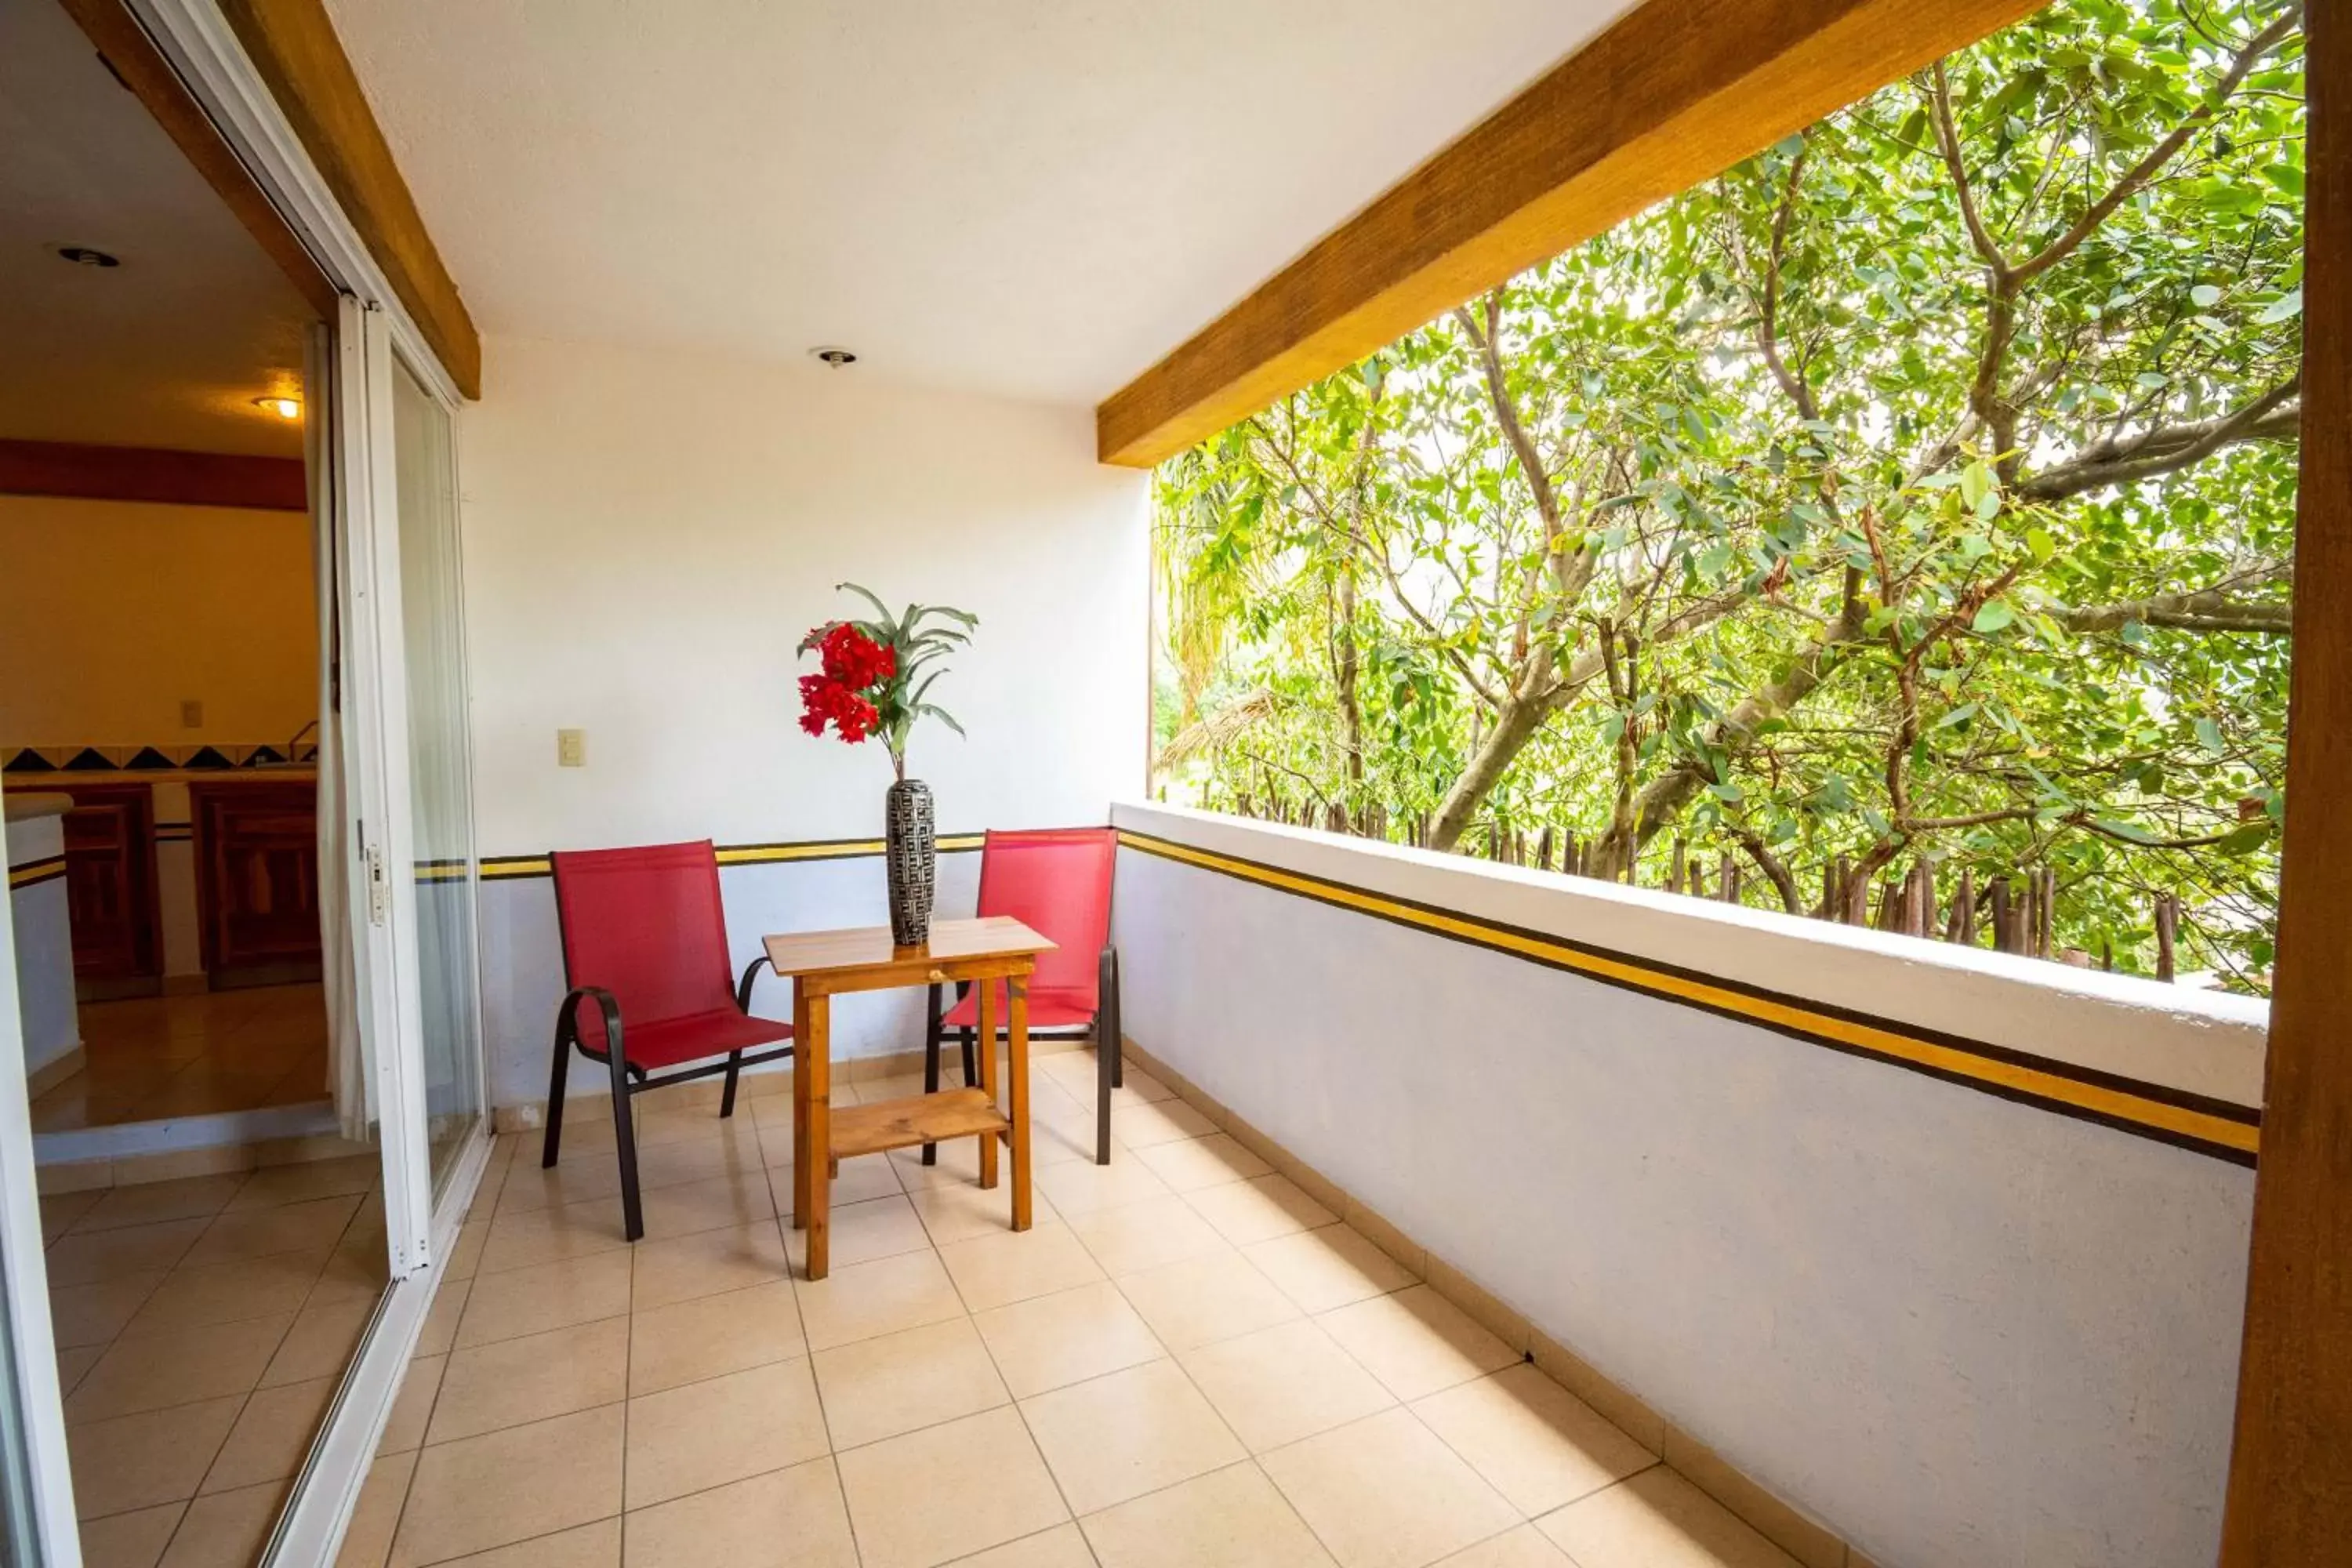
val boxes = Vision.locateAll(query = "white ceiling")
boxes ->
[0,0,316,457]
[323,0,1629,406]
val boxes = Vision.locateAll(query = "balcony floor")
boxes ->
[345,1051,1802,1568]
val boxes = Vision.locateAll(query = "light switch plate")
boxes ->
[557,728,586,767]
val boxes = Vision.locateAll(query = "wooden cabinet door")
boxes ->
[51,784,162,984]
[191,782,322,978]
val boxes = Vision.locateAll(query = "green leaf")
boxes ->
[2195,717,2227,757]
[1972,600,2016,634]
[2190,283,2222,308]
[2025,527,2056,564]
[2257,287,2303,325]
[2220,822,2271,855]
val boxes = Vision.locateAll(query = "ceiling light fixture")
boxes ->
[810,347,858,368]
[253,395,302,420]
[57,245,120,268]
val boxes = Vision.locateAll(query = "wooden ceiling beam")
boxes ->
[0,440,308,511]
[1094,0,2045,468]
[216,0,481,398]
[56,0,338,322]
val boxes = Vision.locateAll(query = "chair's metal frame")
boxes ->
[541,949,794,1242]
[920,944,1122,1167]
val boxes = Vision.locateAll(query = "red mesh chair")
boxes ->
[924,827,1121,1166]
[541,840,792,1240]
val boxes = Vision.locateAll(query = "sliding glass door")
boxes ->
[390,357,485,1197]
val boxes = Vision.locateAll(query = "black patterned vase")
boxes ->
[884,778,937,946]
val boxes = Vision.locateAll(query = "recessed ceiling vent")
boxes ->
[56,245,121,267]
[810,346,858,368]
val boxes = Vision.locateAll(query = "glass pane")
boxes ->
[392,358,485,1194]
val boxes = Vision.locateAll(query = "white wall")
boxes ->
[457,335,1151,858]
[1110,803,2261,1568]
[458,335,1149,1087]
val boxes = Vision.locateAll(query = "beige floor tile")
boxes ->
[938,1223,1105,1312]
[414,1276,470,1357]
[202,1375,337,1493]
[427,1316,628,1444]
[940,1523,1096,1566]
[456,1250,633,1348]
[181,1194,363,1268]
[52,1272,168,1348]
[1112,1098,1216,1148]
[784,1194,931,1271]
[223,1155,381,1213]
[1432,1525,1575,1566]
[445,1221,490,1282]
[773,1151,906,1214]
[908,1179,1056,1248]
[57,1342,105,1397]
[638,1171,776,1236]
[158,1478,285,1568]
[1185,1176,1337,1247]
[125,1250,329,1336]
[381,1355,446,1454]
[887,1136,991,1192]
[1534,1468,1801,1568]
[476,1200,633,1276]
[437,1519,621,1566]
[333,1450,416,1568]
[308,1237,393,1312]
[630,1220,791,1312]
[1033,1156,1171,1218]
[1131,1134,1272,1194]
[1179,1319,1396,1453]
[42,1189,107,1243]
[1080,1460,1338,1567]
[622,1456,858,1568]
[1243,1226,1418,1316]
[45,1218,210,1287]
[975,1279,1166,1398]
[1063,1193,1230,1279]
[68,1396,242,1518]
[67,1315,292,1425]
[71,1175,249,1235]
[1411,1363,1656,1515]
[793,1248,967,1352]
[628,1279,804,1396]
[389,1404,623,1566]
[624,1358,829,1510]
[1318,1287,1518,1402]
[814,1315,1008,1450]
[836,1405,1068,1568]
[1261,1410,1517,1568]
[1021,1358,1245,1515]
[1116,1250,1301,1352]
[260,1297,376,1388]
[81,1503,187,1568]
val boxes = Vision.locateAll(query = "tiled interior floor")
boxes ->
[33,983,332,1132]
[340,1051,1804,1568]
[39,1151,390,1568]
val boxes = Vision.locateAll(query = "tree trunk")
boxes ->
[1428,693,1552,851]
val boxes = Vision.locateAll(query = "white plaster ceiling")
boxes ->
[0,0,316,457]
[323,0,1631,405]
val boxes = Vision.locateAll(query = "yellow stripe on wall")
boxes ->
[1116,828,2259,1165]
[479,833,987,882]
[9,855,67,890]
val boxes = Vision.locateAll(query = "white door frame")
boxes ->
[91,5,496,1564]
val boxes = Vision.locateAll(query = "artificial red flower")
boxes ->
[797,671,879,744]
[818,623,896,689]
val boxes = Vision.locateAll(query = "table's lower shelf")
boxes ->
[829,1087,1009,1160]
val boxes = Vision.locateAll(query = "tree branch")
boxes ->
[2048,564,2294,635]
[2017,377,2301,500]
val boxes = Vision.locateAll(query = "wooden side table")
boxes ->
[763,916,1055,1280]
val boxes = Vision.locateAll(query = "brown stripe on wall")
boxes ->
[1116,828,2260,1167]
[8,854,67,890]
[0,440,309,511]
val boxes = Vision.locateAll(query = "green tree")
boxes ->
[1156,0,2303,986]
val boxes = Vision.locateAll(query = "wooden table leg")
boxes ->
[1008,974,1032,1231]
[790,980,811,1229]
[800,991,833,1279]
[976,978,999,1191]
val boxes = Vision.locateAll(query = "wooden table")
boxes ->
[764,916,1056,1279]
